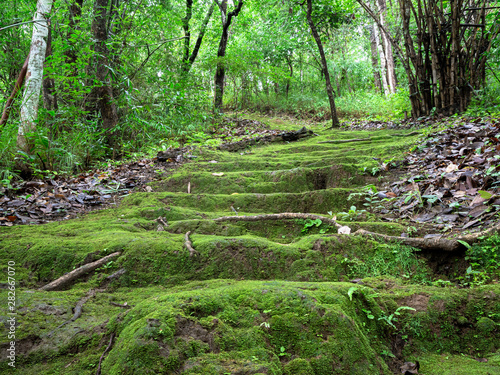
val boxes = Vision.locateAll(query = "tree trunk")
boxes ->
[0,55,29,129]
[182,0,214,74]
[213,0,244,112]
[18,0,54,156]
[91,0,119,150]
[376,0,397,93]
[182,0,193,74]
[368,25,382,92]
[373,21,389,95]
[65,0,84,70]
[285,55,293,99]
[305,0,339,127]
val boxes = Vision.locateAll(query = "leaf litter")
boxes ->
[370,116,500,233]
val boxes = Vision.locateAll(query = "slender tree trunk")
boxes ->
[305,0,339,127]
[214,23,229,111]
[182,0,193,74]
[0,55,29,129]
[182,1,214,74]
[368,25,382,92]
[213,0,244,112]
[285,55,293,99]
[376,0,396,93]
[65,0,84,70]
[18,0,54,156]
[373,21,389,95]
[91,0,119,150]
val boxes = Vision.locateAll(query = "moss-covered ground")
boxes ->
[1,116,499,374]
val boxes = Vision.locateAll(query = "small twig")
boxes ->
[318,138,371,144]
[184,231,198,257]
[96,333,115,375]
[39,252,121,291]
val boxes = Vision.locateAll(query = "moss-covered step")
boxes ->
[152,165,367,194]
[126,189,359,216]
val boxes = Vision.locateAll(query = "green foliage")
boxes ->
[378,306,416,329]
[336,205,367,221]
[460,235,500,286]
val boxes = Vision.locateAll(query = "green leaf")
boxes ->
[478,190,493,199]
[457,240,471,249]
[347,286,358,301]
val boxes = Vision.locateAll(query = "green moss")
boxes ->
[283,358,314,374]
[418,353,500,375]
[476,317,497,333]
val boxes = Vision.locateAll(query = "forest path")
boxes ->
[1,115,499,374]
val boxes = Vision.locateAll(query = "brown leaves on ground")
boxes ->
[0,158,181,226]
[379,117,500,233]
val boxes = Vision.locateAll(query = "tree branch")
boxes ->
[39,252,121,291]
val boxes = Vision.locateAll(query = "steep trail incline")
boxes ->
[0,117,499,374]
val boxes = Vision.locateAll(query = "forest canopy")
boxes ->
[0,0,499,177]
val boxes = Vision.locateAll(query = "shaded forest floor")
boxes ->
[0,114,499,374]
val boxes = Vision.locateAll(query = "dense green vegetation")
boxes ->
[0,0,499,178]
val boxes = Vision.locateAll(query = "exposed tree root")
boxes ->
[185,231,198,257]
[354,229,460,251]
[318,138,371,144]
[39,252,121,291]
[214,213,342,228]
[99,268,126,288]
[356,221,500,252]
[46,289,98,337]
[96,333,115,375]
[213,213,499,252]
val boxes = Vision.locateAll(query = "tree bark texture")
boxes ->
[91,0,119,148]
[376,0,397,93]
[373,21,389,95]
[213,0,244,112]
[18,0,54,154]
[368,25,382,93]
[305,0,339,127]
[65,0,84,68]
